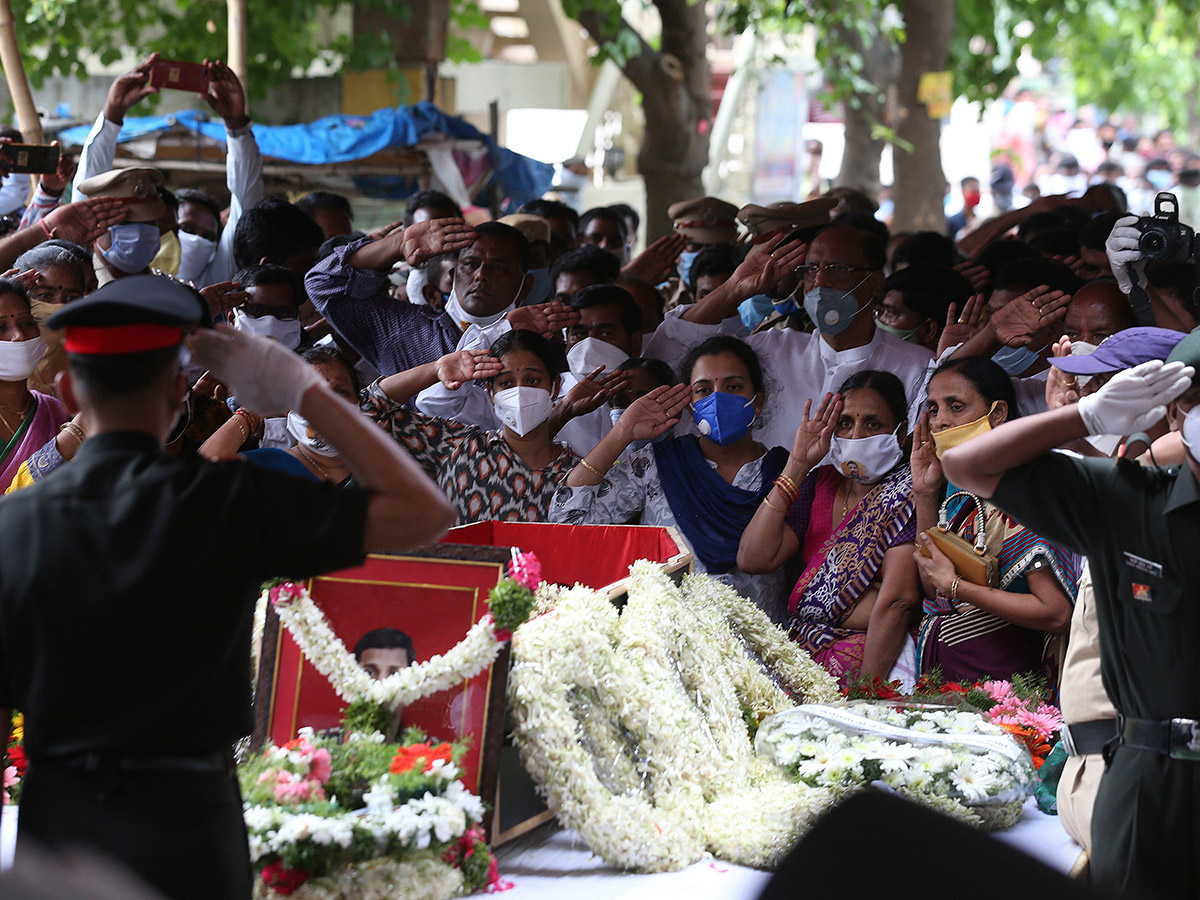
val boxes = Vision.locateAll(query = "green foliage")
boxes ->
[343,699,395,737]
[9,0,489,103]
[560,0,644,67]
[488,578,536,634]
[323,739,402,809]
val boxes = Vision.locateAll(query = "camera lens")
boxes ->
[1142,231,1166,255]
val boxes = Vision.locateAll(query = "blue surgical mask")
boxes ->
[678,250,699,287]
[772,294,801,317]
[738,294,775,330]
[104,223,162,274]
[524,267,553,306]
[692,391,756,446]
[991,343,1041,375]
[1147,169,1174,190]
[803,285,868,336]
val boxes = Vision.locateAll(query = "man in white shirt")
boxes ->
[71,53,262,287]
[647,224,933,449]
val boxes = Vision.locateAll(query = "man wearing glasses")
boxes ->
[667,223,933,449]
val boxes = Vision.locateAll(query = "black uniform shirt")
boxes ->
[991,450,1200,720]
[0,431,370,758]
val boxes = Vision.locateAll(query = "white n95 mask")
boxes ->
[492,386,553,436]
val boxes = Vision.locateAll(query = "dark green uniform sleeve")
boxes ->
[988,450,1116,557]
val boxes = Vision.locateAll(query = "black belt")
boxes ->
[1118,715,1200,761]
[39,750,235,775]
[1060,718,1117,757]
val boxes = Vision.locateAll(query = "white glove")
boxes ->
[187,325,322,416]
[1105,214,1147,295]
[1077,359,1194,436]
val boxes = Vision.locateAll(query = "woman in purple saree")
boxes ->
[739,371,921,688]
[0,278,68,489]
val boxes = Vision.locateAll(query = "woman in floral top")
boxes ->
[362,329,582,524]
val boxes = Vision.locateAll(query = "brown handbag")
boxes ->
[920,490,999,587]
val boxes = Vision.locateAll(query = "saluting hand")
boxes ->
[622,233,687,284]
[507,300,579,337]
[434,349,501,390]
[401,217,476,267]
[991,284,1069,350]
[788,392,841,476]
[612,383,690,443]
[42,197,129,245]
[910,413,945,499]
[558,367,629,419]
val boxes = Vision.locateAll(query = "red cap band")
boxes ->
[64,323,183,355]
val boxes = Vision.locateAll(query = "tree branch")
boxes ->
[575,7,660,93]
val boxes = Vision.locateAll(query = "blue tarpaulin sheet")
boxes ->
[58,101,553,210]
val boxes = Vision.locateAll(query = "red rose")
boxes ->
[261,861,308,896]
[6,745,26,777]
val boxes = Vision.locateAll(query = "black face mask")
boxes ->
[167,391,192,445]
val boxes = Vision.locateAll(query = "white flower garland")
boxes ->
[266,582,502,711]
[756,701,1036,830]
[508,563,841,872]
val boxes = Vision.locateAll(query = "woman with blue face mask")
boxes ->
[738,370,921,689]
[551,335,792,621]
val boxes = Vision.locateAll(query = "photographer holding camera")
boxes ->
[1106,192,1198,332]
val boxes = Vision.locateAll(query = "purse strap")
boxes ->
[938,490,988,555]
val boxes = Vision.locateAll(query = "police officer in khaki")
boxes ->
[76,166,166,286]
[940,333,1200,896]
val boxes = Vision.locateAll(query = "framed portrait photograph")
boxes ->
[254,546,511,803]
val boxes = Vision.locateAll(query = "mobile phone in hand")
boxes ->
[1,143,61,175]
[149,59,210,94]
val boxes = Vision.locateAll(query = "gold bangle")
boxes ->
[230,415,249,442]
[773,477,798,506]
[950,575,961,602]
[58,421,86,444]
[762,494,785,514]
[578,458,604,477]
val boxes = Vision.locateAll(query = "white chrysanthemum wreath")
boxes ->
[507,562,845,872]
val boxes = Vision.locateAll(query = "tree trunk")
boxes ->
[639,0,711,240]
[577,0,710,241]
[891,0,955,233]
[835,24,897,198]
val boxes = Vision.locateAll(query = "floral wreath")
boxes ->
[508,562,844,872]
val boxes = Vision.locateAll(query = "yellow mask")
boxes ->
[151,229,181,276]
[932,402,999,459]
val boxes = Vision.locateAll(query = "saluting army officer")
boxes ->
[0,275,453,899]
[939,334,1200,897]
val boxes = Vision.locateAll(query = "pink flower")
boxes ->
[507,552,542,591]
[308,748,332,784]
[1016,705,1062,740]
[269,583,304,607]
[982,680,1015,704]
[2,765,16,805]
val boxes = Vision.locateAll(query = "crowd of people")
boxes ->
[0,54,1198,900]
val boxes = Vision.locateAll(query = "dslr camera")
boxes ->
[1137,192,1195,261]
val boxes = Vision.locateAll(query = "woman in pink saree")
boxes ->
[0,278,68,489]
[738,371,921,688]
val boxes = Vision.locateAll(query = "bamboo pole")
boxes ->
[227,0,247,100]
[0,0,43,143]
